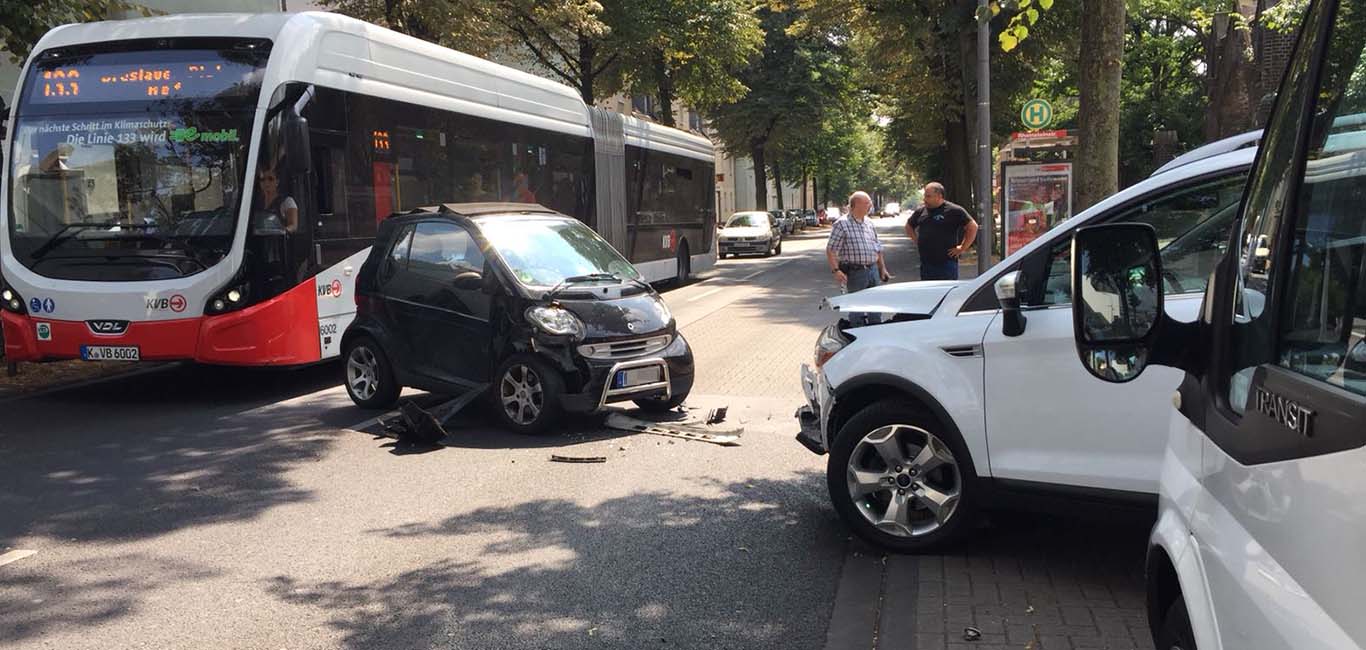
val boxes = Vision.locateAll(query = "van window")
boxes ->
[1228,0,1366,409]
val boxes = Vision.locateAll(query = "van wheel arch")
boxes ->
[1146,545,1182,642]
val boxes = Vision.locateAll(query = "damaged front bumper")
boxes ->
[795,363,836,455]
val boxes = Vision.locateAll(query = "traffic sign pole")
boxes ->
[977,0,992,276]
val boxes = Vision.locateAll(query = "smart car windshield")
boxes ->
[478,217,641,288]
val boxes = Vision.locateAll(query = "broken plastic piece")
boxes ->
[550,454,607,463]
[705,406,728,425]
[963,626,982,641]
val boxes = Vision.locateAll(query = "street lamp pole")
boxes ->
[976,0,993,275]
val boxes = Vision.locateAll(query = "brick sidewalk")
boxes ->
[827,513,1155,650]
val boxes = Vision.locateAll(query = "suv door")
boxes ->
[1189,5,1366,644]
[401,221,494,388]
[981,172,1244,494]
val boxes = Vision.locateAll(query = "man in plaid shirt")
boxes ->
[826,191,891,326]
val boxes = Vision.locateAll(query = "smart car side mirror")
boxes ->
[452,270,483,291]
[1070,223,1163,383]
[994,270,1027,337]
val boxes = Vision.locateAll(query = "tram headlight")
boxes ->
[0,286,25,314]
[205,280,251,316]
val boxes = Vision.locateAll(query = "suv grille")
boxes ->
[578,335,672,360]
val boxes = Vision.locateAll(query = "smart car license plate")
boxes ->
[81,345,140,361]
[613,366,662,389]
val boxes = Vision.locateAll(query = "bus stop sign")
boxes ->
[1021,99,1053,130]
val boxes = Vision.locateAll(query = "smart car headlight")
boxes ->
[527,305,585,338]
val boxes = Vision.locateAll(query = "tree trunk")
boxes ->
[653,50,677,127]
[1204,8,1257,140]
[577,33,596,104]
[751,143,768,211]
[958,22,980,210]
[772,160,785,210]
[1076,0,1126,211]
[801,173,808,210]
[944,115,973,208]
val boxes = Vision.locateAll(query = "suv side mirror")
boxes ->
[1071,223,1164,383]
[994,270,1027,337]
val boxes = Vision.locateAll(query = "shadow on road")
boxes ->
[265,472,845,650]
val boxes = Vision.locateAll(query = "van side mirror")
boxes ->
[994,270,1027,337]
[1070,223,1164,383]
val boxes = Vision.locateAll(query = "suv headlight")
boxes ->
[814,324,852,368]
[527,305,585,338]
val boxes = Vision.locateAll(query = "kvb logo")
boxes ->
[318,279,344,298]
[146,294,188,313]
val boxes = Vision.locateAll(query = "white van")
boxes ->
[1067,1,1366,647]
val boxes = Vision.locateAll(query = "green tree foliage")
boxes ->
[707,6,854,210]
[323,0,505,56]
[606,0,762,126]
[0,0,151,63]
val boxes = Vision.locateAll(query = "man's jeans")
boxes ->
[844,266,881,326]
[920,259,960,281]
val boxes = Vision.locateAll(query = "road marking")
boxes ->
[0,550,38,567]
[687,287,725,302]
[740,259,794,282]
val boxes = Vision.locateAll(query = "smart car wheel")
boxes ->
[827,400,978,553]
[493,355,564,435]
[1154,597,1196,650]
[344,336,400,410]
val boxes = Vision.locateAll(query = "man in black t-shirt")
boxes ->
[906,182,979,280]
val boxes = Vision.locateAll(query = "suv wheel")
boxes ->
[1154,597,1196,650]
[492,355,564,435]
[344,336,401,409]
[827,400,978,552]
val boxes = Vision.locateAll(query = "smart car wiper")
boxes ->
[544,273,639,299]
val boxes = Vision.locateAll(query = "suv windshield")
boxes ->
[6,45,267,281]
[726,213,768,228]
[478,217,641,288]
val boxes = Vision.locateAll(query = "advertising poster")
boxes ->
[1002,162,1073,256]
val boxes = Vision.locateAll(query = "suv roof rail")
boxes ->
[1151,130,1262,177]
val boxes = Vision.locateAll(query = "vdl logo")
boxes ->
[146,294,187,313]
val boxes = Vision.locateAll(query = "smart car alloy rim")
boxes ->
[847,424,961,537]
[347,345,380,401]
[501,364,544,425]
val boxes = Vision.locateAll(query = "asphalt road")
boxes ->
[1,222,916,650]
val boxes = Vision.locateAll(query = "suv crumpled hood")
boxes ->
[824,280,964,318]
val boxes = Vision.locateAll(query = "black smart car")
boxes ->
[341,203,694,434]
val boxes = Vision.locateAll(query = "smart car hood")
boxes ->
[556,292,673,340]
[823,280,964,318]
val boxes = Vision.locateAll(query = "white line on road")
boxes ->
[0,550,38,568]
[740,259,794,282]
[687,287,725,302]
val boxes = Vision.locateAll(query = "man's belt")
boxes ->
[838,262,875,272]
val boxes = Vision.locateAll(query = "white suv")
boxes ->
[797,143,1255,552]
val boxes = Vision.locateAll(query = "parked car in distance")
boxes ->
[881,202,900,218]
[719,211,782,258]
[822,205,842,224]
[785,209,804,232]
[797,140,1256,553]
[803,209,819,227]
[342,203,694,434]
[1070,5,1366,648]
[769,209,792,235]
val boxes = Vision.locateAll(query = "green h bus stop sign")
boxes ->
[1021,99,1053,130]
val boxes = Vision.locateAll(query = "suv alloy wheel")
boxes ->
[827,400,978,552]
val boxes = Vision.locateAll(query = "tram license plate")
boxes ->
[613,366,662,389]
[81,345,140,361]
